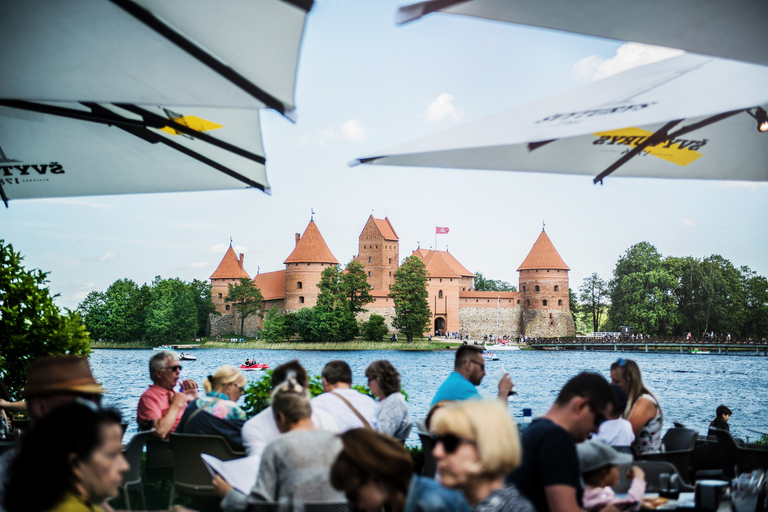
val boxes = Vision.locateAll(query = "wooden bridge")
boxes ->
[528,340,768,355]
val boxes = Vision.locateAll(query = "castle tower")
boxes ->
[517,229,575,337]
[210,245,250,314]
[283,220,339,311]
[356,215,399,292]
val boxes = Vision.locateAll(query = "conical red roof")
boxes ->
[284,220,339,264]
[517,230,570,271]
[210,246,250,279]
[412,249,474,278]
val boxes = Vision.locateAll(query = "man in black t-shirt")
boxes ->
[507,372,616,512]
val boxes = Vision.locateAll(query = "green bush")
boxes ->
[361,314,390,341]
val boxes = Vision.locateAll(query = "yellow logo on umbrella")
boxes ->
[592,128,706,166]
[159,115,223,135]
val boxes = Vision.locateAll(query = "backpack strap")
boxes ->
[330,391,372,429]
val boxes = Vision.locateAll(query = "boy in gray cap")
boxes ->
[578,439,646,510]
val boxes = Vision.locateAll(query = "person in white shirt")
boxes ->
[241,359,337,457]
[311,360,378,432]
[594,385,635,448]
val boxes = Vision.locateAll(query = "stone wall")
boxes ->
[209,312,261,338]
[459,306,523,338]
[522,309,576,338]
[356,307,397,333]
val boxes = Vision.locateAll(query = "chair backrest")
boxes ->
[663,428,698,452]
[122,430,155,486]
[615,461,684,493]
[169,433,246,494]
[710,428,740,478]
[145,436,175,481]
[417,431,437,478]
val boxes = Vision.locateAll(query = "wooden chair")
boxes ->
[120,430,154,510]
[168,433,246,508]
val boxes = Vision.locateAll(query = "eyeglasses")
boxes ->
[162,365,182,372]
[469,359,485,371]
[431,433,475,454]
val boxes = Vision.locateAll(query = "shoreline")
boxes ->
[89,340,464,351]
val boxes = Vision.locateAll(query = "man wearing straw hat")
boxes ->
[0,355,104,512]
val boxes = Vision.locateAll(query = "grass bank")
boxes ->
[90,339,456,351]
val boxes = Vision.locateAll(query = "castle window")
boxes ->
[517,300,520,304]
[440,279,442,283]
[389,271,392,276]
[438,290,443,298]
[535,285,540,292]
[547,270,550,272]
[508,300,511,303]
[487,300,490,303]
[297,281,302,289]
[389,258,392,263]
[225,305,230,311]
[554,285,559,291]
[307,263,310,266]
[526,300,530,306]
[522,286,526,292]
[476,299,479,302]
[218,293,222,299]
[550,313,553,319]
[369,256,372,263]
[558,299,563,306]
[368,271,371,276]
[299,296,305,303]
[542,299,548,306]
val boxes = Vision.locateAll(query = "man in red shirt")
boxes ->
[137,351,198,439]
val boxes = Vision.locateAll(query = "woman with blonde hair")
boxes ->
[609,358,663,454]
[177,365,248,450]
[331,428,470,512]
[431,400,534,512]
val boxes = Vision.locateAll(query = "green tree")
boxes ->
[473,272,517,292]
[741,266,768,338]
[579,273,609,332]
[389,256,431,343]
[77,291,109,341]
[608,242,678,335]
[145,277,197,343]
[361,314,389,341]
[189,279,217,337]
[225,278,264,338]
[260,306,295,342]
[316,265,346,311]
[103,278,147,342]
[342,259,374,312]
[0,240,91,398]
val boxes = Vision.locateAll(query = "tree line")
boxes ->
[575,242,768,338]
[77,277,216,343]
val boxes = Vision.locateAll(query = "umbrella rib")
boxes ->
[664,109,744,140]
[0,100,149,131]
[109,0,292,117]
[593,119,683,184]
[114,104,266,165]
[0,183,8,208]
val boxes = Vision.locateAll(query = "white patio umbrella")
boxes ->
[397,0,768,67]
[353,54,768,182]
[0,0,313,205]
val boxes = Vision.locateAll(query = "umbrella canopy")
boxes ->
[397,0,768,67]
[353,54,768,182]
[1,0,312,116]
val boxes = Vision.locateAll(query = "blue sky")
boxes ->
[4,0,767,310]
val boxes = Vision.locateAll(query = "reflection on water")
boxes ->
[89,349,768,444]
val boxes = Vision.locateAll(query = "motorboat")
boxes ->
[494,344,522,351]
[179,353,196,361]
[690,348,710,354]
[152,345,174,351]
[483,352,500,361]
[240,362,270,370]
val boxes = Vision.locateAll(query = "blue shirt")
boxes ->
[431,371,480,406]
[404,474,471,512]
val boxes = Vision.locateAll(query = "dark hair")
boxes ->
[555,372,613,414]
[610,384,629,413]
[583,465,615,487]
[365,360,401,397]
[272,360,309,389]
[716,405,733,418]
[330,429,414,498]
[322,360,352,385]
[4,402,122,512]
[271,378,312,425]
[454,345,483,368]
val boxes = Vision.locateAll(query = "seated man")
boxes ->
[245,358,252,367]
[431,345,514,406]
[311,360,377,432]
[507,372,616,512]
[137,351,198,439]
[242,359,338,457]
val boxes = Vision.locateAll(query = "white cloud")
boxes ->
[301,119,368,146]
[208,243,249,254]
[98,251,116,262]
[188,262,209,269]
[681,218,697,227]
[572,43,684,82]
[424,93,464,124]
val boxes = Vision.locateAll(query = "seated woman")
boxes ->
[709,405,732,432]
[366,360,411,441]
[331,428,470,512]
[431,400,534,512]
[4,401,129,512]
[216,377,345,511]
[177,365,248,451]
[610,358,663,454]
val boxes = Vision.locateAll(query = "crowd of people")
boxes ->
[0,347,738,512]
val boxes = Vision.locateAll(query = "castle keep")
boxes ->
[209,215,575,338]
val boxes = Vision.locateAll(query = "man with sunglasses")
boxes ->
[430,345,514,406]
[507,372,615,512]
[137,350,198,439]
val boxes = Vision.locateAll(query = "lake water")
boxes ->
[89,348,768,445]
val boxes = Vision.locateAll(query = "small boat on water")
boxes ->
[179,353,196,361]
[483,352,500,361]
[494,344,522,351]
[240,363,270,371]
[153,345,174,351]
[690,348,710,354]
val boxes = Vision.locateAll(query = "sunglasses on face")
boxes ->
[469,359,485,371]
[163,365,182,372]
[431,433,475,454]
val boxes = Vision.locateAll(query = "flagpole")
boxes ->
[434,228,437,252]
